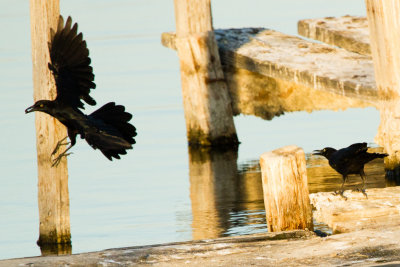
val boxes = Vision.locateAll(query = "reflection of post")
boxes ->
[189,147,238,240]
[173,0,238,146]
[260,146,313,232]
[30,0,71,248]
[366,1,400,179]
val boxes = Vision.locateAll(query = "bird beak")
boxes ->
[25,105,35,114]
[312,150,323,156]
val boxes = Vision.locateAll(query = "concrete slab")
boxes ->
[298,16,370,56]
[3,227,400,266]
[311,186,400,234]
[162,28,376,101]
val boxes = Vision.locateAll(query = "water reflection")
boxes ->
[188,147,390,240]
[188,146,266,240]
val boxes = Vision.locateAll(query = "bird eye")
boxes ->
[39,104,44,108]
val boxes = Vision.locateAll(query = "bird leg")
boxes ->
[359,170,368,199]
[51,136,70,156]
[333,176,348,200]
[51,144,73,167]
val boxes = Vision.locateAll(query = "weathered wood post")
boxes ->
[365,0,400,180]
[259,146,313,232]
[30,0,71,250]
[174,0,239,147]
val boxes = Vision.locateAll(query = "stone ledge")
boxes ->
[163,27,376,102]
[298,15,370,56]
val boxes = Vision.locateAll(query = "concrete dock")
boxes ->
[2,225,400,266]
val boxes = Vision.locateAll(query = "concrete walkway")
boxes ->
[2,226,400,266]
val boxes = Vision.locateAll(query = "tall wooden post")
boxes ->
[30,0,71,248]
[259,146,313,232]
[174,0,239,147]
[365,0,400,179]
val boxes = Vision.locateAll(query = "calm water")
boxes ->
[0,0,383,260]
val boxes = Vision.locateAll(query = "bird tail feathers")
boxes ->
[87,102,137,160]
[370,152,388,159]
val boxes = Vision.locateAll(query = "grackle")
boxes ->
[313,142,387,198]
[25,16,137,167]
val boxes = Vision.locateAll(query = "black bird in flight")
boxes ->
[25,16,137,167]
[313,142,388,198]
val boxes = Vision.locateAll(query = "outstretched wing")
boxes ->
[48,15,96,109]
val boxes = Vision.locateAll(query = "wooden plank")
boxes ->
[29,0,71,248]
[162,28,377,102]
[310,187,400,233]
[366,0,400,177]
[260,146,313,232]
[298,16,371,56]
[173,0,238,147]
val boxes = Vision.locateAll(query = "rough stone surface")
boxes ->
[311,186,400,234]
[163,27,377,120]
[163,28,376,101]
[298,16,370,56]
[3,227,400,266]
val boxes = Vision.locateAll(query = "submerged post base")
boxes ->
[37,237,72,256]
[187,128,239,148]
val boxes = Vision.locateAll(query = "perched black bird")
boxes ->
[313,143,388,198]
[25,16,137,166]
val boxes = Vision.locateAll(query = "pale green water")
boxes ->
[0,0,381,260]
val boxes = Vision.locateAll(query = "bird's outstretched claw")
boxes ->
[51,152,73,167]
[51,136,69,156]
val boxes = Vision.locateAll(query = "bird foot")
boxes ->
[360,188,368,199]
[333,190,348,200]
[51,152,72,167]
[52,142,70,156]
[51,137,70,156]
[352,188,368,199]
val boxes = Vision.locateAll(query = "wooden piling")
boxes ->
[259,146,313,232]
[173,0,238,147]
[365,0,400,178]
[30,0,71,247]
